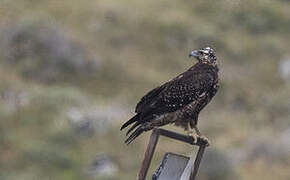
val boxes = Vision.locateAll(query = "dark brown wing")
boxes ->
[136,63,217,118]
[135,84,166,113]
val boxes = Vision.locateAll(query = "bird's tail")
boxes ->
[120,114,140,130]
[124,125,146,145]
[121,114,144,145]
[121,114,154,144]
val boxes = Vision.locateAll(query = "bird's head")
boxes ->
[189,47,217,65]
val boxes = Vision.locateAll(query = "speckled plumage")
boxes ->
[121,47,219,144]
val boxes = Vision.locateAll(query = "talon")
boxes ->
[188,132,199,144]
[200,135,210,146]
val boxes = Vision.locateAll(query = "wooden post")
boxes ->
[138,128,208,180]
[138,129,160,180]
[189,145,206,180]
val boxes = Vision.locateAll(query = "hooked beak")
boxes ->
[189,50,199,58]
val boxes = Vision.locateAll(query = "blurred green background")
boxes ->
[0,0,290,179]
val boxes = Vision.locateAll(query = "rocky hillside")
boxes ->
[0,0,289,179]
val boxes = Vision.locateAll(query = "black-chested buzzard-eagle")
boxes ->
[121,47,219,145]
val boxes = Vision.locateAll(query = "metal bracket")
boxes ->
[138,128,208,180]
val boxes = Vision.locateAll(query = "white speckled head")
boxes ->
[200,47,213,54]
[189,47,217,65]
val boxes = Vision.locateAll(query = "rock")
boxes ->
[279,56,290,81]
[280,127,290,154]
[0,88,30,113]
[67,105,128,136]
[245,139,288,163]
[0,20,100,82]
[88,154,118,178]
[231,134,290,165]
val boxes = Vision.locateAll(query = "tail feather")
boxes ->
[122,114,154,144]
[125,126,144,145]
[120,114,140,130]
[126,114,154,136]
[126,121,140,135]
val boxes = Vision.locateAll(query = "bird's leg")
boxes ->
[187,123,199,144]
[193,126,201,136]
[194,126,210,146]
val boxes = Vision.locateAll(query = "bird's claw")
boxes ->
[188,133,210,146]
[190,133,199,144]
[188,132,199,144]
[199,135,210,146]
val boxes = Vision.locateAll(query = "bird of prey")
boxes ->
[121,47,219,145]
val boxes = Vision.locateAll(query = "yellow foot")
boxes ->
[199,135,210,146]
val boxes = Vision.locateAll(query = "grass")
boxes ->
[0,0,290,179]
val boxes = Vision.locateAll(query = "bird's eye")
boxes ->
[209,54,216,61]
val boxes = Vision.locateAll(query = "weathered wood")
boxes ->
[138,129,160,180]
[138,128,208,180]
[190,145,206,180]
[158,128,208,146]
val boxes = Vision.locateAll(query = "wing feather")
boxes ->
[135,84,166,113]
[135,64,216,118]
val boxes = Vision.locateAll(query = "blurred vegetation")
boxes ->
[0,0,290,179]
